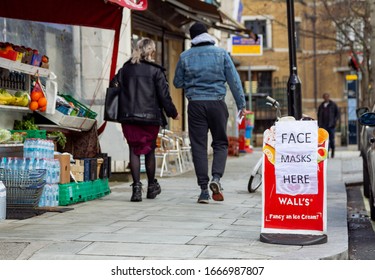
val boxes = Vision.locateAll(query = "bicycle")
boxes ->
[247,96,281,193]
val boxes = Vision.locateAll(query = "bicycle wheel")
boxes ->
[248,162,262,193]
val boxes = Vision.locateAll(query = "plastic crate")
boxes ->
[59,94,97,119]
[10,130,46,140]
[58,181,93,206]
[59,179,110,206]
[92,178,110,198]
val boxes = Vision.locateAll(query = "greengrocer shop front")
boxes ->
[0,0,127,216]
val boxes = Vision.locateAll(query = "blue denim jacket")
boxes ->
[173,44,246,110]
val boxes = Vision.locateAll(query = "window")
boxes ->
[255,71,272,95]
[245,20,267,48]
[295,21,301,50]
[336,19,363,50]
[243,16,272,49]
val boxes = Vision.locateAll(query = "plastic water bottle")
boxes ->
[52,184,59,206]
[7,157,15,170]
[0,182,6,220]
[0,158,7,169]
[44,184,51,207]
[38,186,46,207]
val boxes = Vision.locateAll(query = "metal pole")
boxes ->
[248,66,252,111]
[286,0,302,119]
[312,0,318,111]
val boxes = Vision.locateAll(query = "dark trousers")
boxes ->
[187,100,229,187]
[324,126,336,151]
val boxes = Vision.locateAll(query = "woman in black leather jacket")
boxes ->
[112,38,179,202]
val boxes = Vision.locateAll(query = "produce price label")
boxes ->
[261,120,328,234]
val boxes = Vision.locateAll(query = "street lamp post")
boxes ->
[286,0,302,119]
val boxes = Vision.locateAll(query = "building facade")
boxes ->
[234,0,358,146]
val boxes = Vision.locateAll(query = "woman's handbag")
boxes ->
[104,69,122,122]
[104,86,120,122]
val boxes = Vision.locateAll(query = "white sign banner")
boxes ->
[275,121,318,195]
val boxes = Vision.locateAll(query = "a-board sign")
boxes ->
[261,120,328,236]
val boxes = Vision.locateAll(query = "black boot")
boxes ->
[331,148,335,158]
[147,179,161,199]
[130,182,143,202]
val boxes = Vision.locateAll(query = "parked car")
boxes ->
[356,104,375,198]
[358,110,375,221]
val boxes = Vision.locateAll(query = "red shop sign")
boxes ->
[106,0,148,10]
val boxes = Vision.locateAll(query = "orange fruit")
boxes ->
[29,100,39,111]
[38,97,47,107]
[318,128,329,145]
[39,105,47,112]
[31,91,43,101]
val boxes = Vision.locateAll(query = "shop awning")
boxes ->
[163,0,253,37]
[133,0,254,38]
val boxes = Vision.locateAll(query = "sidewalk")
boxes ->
[0,147,362,260]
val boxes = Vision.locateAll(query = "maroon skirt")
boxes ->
[122,124,159,155]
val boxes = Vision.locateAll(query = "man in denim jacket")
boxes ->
[173,22,246,204]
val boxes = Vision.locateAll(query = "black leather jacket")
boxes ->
[112,59,178,126]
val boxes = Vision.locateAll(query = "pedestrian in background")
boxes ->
[317,92,339,158]
[173,22,246,204]
[112,38,180,202]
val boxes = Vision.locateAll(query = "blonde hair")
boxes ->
[131,38,156,64]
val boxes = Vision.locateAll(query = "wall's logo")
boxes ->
[106,0,148,11]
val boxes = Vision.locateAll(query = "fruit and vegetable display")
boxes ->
[0,128,11,143]
[0,88,29,107]
[13,115,39,130]
[0,42,49,68]
[0,128,26,144]
[28,78,47,112]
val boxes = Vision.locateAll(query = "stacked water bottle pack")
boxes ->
[0,157,59,183]
[22,138,60,207]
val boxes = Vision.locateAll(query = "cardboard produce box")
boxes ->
[54,154,71,184]
[70,160,85,182]
[72,158,97,182]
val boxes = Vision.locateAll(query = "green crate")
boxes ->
[59,182,80,206]
[59,181,95,206]
[10,130,46,140]
[59,94,97,119]
[59,179,109,206]
[93,178,110,198]
[77,181,95,201]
